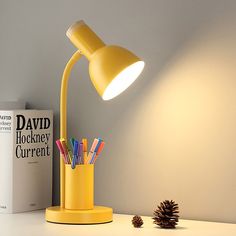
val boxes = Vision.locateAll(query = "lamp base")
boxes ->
[45,206,113,224]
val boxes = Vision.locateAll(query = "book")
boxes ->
[0,109,53,213]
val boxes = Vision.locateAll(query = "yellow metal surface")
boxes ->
[46,19,145,224]
[89,45,141,97]
[66,20,105,60]
[46,49,113,224]
[66,21,142,98]
[65,164,94,210]
[60,50,82,208]
[45,206,113,224]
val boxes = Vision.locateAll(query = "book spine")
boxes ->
[0,111,14,213]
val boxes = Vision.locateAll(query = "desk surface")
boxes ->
[0,210,236,236]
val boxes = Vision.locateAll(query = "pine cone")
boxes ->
[132,215,143,228]
[153,200,179,229]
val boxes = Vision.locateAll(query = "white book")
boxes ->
[0,110,53,213]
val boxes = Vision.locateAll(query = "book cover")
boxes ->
[0,110,53,213]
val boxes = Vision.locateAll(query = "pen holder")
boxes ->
[65,164,94,210]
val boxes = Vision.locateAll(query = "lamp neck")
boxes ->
[60,50,82,208]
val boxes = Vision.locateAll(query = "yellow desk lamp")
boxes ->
[45,20,145,224]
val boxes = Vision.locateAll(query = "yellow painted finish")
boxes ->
[46,19,145,224]
[66,21,143,99]
[60,50,82,208]
[66,20,105,60]
[89,45,142,97]
[65,164,94,210]
[45,206,113,224]
[46,49,113,224]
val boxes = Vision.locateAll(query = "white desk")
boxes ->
[0,210,235,236]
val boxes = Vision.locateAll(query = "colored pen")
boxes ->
[87,138,99,163]
[92,141,105,164]
[70,137,75,149]
[61,138,72,164]
[96,141,105,156]
[56,139,68,164]
[71,139,78,169]
[82,138,88,164]
[90,151,97,164]
[78,142,83,164]
[90,138,102,163]
[94,138,102,152]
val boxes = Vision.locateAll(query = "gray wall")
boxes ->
[1,0,236,223]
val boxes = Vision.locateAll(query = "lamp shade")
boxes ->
[66,20,145,100]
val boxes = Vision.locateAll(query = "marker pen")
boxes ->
[93,141,105,164]
[61,138,72,164]
[56,139,68,164]
[71,139,78,169]
[87,138,99,163]
[78,142,83,164]
[82,138,88,164]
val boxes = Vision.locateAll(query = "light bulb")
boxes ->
[102,61,145,100]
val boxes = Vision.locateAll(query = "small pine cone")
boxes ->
[132,215,143,228]
[153,200,179,229]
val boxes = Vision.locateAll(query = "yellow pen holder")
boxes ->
[65,164,94,210]
[46,162,112,224]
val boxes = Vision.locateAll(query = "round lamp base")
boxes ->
[45,206,113,224]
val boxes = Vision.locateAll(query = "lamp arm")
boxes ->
[60,50,82,208]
